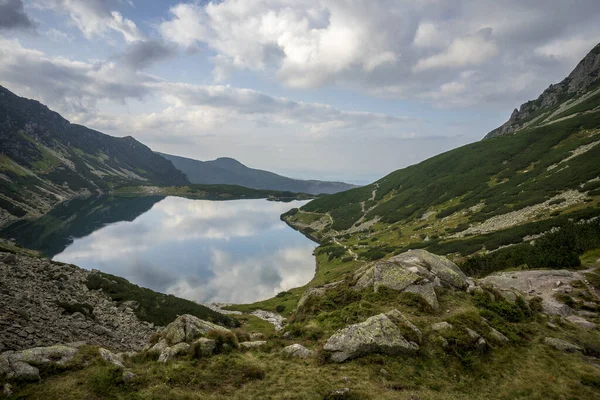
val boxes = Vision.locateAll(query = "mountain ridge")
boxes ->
[485,42,600,139]
[158,152,358,195]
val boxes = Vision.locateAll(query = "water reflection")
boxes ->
[5,196,316,303]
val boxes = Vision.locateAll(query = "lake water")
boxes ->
[1,196,317,304]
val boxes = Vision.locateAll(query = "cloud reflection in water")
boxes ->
[54,197,316,303]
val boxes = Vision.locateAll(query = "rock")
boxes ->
[9,344,78,366]
[324,310,419,362]
[282,331,293,339]
[147,338,169,356]
[543,337,582,353]
[566,315,597,329]
[249,332,265,341]
[431,335,449,348]
[475,337,487,351]
[281,344,314,359]
[385,309,423,344]
[158,343,190,363]
[2,254,17,265]
[159,314,230,345]
[431,322,453,332]
[240,341,267,349]
[71,312,86,321]
[488,327,510,344]
[3,383,13,396]
[251,310,286,331]
[465,328,481,340]
[99,348,124,369]
[122,370,136,383]
[9,361,39,381]
[296,280,344,311]
[192,338,216,356]
[328,388,351,398]
[547,322,558,329]
[353,250,468,309]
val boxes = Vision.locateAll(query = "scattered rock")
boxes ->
[488,327,510,344]
[122,370,136,383]
[2,254,16,265]
[566,315,597,329]
[99,348,124,369]
[158,342,190,363]
[296,280,343,311]
[240,341,267,349]
[324,310,419,362]
[251,310,286,331]
[9,361,39,381]
[281,344,314,359]
[543,337,582,353]
[547,322,558,329]
[431,322,453,332]
[249,332,265,341]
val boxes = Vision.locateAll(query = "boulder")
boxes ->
[8,345,78,366]
[297,280,344,311]
[159,314,230,345]
[281,344,315,359]
[240,341,267,349]
[147,338,169,356]
[543,337,582,353]
[193,338,216,356]
[158,343,190,363]
[99,348,124,369]
[353,250,468,309]
[122,370,136,383]
[9,361,39,381]
[324,310,419,362]
[488,327,510,344]
[431,322,453,332]
[566,315,597,329]
[249,333,265,341]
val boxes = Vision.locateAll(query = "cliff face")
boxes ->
[485,43,600,139]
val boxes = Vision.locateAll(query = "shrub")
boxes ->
[206,329,239,352]
[275,304,285,313]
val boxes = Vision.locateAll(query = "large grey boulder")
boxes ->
[0,344,81,381]
[157,314,230,345]
[324,310,419,362]
[158,343,190,363]
[99,348,125,368]
[281,344,315,359]
[240,341,267,349]
[353,249,468,310]
[193,338,216,356]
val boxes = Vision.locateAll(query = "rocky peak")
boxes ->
[484,42,600,139]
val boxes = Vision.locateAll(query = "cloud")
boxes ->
[37,0,144,43]
[158,0,600,108]
[115,40,177,70]
[0,0,34,30]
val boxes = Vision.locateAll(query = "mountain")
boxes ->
[283,42,600,273]
[485,43,600,138]
[0,85,188,226]
[158,152,358,195]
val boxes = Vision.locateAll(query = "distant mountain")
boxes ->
[158,152,358,195]
[0,85,188,225]
[485,42,600,139]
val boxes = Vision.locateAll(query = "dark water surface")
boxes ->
[1,196,316,303]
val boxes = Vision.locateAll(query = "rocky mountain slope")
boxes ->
[159,152,358,195]
[485,42,600,138]
[0,249,235,353]
[0,85,188,227]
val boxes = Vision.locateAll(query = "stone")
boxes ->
[488,327,510,344]
[3,383,13,397]
[547,322,558,329]
[324,311,419,362]
[99,348,124,369]
[249,332,265,341]
[543,337,582,353]
[9,361,39,381]
[353,250,468,309]
[192,338,216,356]
[10,344,78,366]
[281,344,315,359]
[71,312,86,321]
[160,315,230,345]
[240,341,267,349]
[2,254,17,265]
[158,343,190,363]
[566,315,597,329]
[385,310,423,344]
[465,328,481,340]
[430,322,453,332]
[122,370,136,383]
[147,338,169,356]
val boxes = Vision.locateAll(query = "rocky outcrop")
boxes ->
[0,344,81,381]
[353,249,468,310]
[250,310,286,331]
[296,280,343,311]
[0,252,157,352]
[485,42,600,139]
[240,341,267,349]
[543,337,582,353]
[323,310,419,362]
[281,344,315,359]
[158,343,190,363]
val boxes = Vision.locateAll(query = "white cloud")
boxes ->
[36,0,145,43]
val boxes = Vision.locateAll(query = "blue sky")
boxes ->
[1,0,600,184]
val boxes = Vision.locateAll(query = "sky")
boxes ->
[1,1,599,184]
